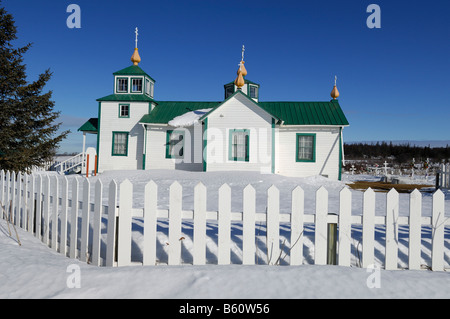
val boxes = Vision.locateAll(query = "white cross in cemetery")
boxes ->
[350,164,356,175]
[383,161,389,176]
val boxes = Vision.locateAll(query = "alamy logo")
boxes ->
[366,264,381,289]
[66,264,81,288]
[66,4,81,29]
[366,4,381,29]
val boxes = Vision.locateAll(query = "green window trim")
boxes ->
[131,77,143,93]
[112,131,129,156]
[229,129,250,162]
[296,133,316,162]
[118,104,130,118]
[116,77,129,93]
[166,130,185,159]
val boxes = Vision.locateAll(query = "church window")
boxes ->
[119,104,130,118]
[229,129,250,162]
[166,130,185,159]
[225,85,234,99]
[296,134,315,162]
[249,85,258,99]
[117,78,128,93]
[112,132,129,156]
[131,78,143,93]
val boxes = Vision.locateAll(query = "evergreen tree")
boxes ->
[0,2,69,172]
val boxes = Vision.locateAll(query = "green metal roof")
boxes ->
[113,65,156,82]
[140,95,348,126]
[97,94,155,102]
[139,101,220,124]
[78,118,98,132]
[258,100,349,126]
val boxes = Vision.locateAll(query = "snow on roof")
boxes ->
[168,108,212,127]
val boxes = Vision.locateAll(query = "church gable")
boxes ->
[202,90,277,127]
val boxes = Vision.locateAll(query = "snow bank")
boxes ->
[1,218,450,299]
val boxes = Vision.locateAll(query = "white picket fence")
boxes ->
[0,170,449,271]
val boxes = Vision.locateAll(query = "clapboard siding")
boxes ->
[276,126,340,179]
[206,93,273,173]
[98,101,149,172]
[145,125,203,171]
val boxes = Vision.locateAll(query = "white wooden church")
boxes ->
[78,31,349,180]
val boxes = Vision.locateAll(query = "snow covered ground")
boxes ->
[1,171,450,299]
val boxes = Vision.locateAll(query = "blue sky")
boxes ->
[3,0,450,153]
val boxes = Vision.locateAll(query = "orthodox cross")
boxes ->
[135,27,139,49]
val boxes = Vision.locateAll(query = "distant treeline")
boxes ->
[344,142,450,163]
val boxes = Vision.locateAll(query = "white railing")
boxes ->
[0,170,449,270]
[53,153,84,174]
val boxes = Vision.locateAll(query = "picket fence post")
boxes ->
[22,173,28,230]
[338,187,352,267]
[193,182,207,265]
[35,174,42,240]
[80,178,90,262]
[42,175,50,245]
[431,189,445,271]
[15,172,21,227]
[315,186,328,265]
[69,177,79,259]
[290,186,304,266]
[362,188,375,268]
[117,179,132,267]
[143,180,158,266]
[385,188,399,270]
[409,189,422,270]
[10,172,15,225]
[217,183,231,265]
[51,176,59,251]
[242,184,256,265]
[168,181,182,265]
[28,173,35,234]
[267,185,280,265]
[92,179,103,266]
[60,176,69,256]
[105,179,118,267]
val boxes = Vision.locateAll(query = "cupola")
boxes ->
[111,28,156,99]
[224,45,260,102]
